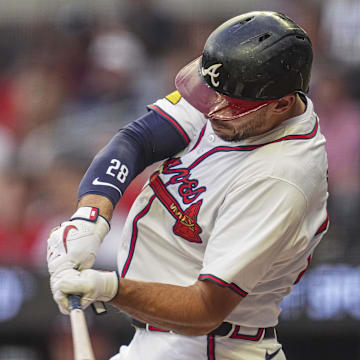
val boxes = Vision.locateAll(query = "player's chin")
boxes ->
[217,126,250,142]
[209,119,240,141]
[212,129,236,142]
[217,132,240,142]
[210,119,230,132]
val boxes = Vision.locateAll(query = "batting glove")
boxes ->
[51,269,119,314]
[47,207,110,277]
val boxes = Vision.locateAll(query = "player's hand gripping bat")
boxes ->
[69,295,96,360]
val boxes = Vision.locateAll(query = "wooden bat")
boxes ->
[69,295,96,360]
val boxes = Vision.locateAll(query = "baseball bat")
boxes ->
[69,295,96,360]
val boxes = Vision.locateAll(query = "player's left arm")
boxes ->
[48,110,189,278]
[52,270,242,336]
[77,109,190,209]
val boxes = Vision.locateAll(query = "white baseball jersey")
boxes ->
[117,91,329,328]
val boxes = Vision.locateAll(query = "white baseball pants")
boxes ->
[109,329,286,360]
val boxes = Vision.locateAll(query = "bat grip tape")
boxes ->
[69,295,82,310]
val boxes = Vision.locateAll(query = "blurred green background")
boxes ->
[1,0,360,359]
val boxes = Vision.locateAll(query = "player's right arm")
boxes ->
[47,94,205,278]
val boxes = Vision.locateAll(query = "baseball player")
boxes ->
[47,11,329,360]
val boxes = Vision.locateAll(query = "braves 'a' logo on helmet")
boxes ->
[201,63,222,87]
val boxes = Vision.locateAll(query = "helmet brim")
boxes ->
[175,56,276,121]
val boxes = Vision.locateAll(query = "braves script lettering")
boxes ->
[162,158,206,204]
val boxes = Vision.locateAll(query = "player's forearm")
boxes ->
[120,305,211,336]
[110,278,223,336]
[78,194,114,222]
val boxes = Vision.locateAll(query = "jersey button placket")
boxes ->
[208,134,215,142]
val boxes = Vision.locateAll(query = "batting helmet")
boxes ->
[175,11,313,120]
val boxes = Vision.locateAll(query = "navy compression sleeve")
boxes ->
[78,110,189,207]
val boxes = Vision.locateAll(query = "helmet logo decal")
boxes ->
[201,63,222,87]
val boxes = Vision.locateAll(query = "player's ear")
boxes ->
[269,94,296,115]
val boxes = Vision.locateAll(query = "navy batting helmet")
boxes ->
[175,11,313,120]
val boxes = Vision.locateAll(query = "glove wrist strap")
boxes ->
[71,207,111,229]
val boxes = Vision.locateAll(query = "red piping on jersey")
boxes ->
[191,123,207,151]
[315,212,329,235]
[293,212,329,285]
[121,195,156,278]
[198,274,248,297]
[230,326,264,341]
[207,334,216,360]
[148,325,170,332]
[148,104,190,144]
[189,118,319,170]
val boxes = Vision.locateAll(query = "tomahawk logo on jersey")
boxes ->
[149,169,203,243]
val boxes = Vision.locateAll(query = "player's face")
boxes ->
[208,105,272,142]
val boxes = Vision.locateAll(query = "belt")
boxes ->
[131,319,276,340]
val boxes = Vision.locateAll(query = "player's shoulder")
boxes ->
[149,90,205,124]
[148,90,207,140]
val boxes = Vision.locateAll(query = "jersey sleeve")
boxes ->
[148,90,207,145]
[199,177,307,297]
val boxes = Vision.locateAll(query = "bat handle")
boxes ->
[68,294,96,360]
[69,294,82,310]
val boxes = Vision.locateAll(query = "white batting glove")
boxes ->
[47,207,110,277]
[50,268,80,314]
[52,269,119,315]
